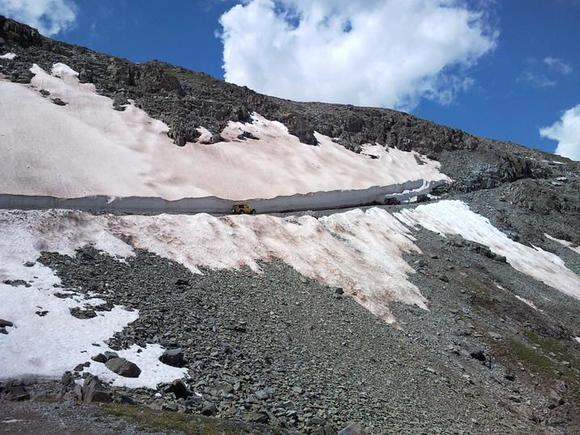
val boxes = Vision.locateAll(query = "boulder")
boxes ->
[105,357,141,378]
[163,380,189,399]
[82,376,112,403]
[159,348,185,368]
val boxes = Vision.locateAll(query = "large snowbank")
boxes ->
[396,201,580,300]
[0,211,186,386]
[0,63,449,201]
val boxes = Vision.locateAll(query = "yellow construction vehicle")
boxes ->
[231,203,256,215]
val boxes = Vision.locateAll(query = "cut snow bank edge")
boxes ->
[0,179,446,215]
[0,63,450,201]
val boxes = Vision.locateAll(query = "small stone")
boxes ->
[105,357,141,378]
[91,353,107,363]
[338,422,366,435]
[255,387,273,400]
[0,319,14,328]
[334,287,344,295]
[504,372,516,382]
[470,350,486,362]
[51,97,67,106]
[23,261,35,267]
[509,394,521,403]
[201,401,217,416]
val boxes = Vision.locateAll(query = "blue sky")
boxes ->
[2,0,579,158]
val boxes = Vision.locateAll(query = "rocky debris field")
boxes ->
[0,201,576,434]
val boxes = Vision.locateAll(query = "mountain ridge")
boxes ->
[1,15,576,196]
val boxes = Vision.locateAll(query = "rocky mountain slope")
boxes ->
[1,16,579,435]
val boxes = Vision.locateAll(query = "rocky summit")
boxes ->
[0,16,579,435]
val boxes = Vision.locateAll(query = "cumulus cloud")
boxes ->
[219,0,497,109]
[0,0,77,36]
[540,105,580,161]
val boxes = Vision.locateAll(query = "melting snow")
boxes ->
[0,63,449,200]
[0,208,425,324]
[544,233,580,255]
[514,295,542,312]
[396,200,580,300]
[0,210,187,386]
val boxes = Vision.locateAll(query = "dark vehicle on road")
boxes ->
[384,197,401,205]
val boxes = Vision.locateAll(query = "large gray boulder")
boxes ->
[105,357,141,378]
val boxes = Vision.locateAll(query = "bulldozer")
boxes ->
[231,203,256,215]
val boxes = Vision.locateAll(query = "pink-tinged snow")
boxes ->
[0,63,449,201]
[0,211,187,387]
[0,53,16,60]
[396,200,580,300]
[0,208,425,325]
[545,234,580,255]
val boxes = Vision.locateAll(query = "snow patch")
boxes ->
[50,63,79,79]
[514,295,542,312]
[545,233,580,255]
[0,210,187,387]
[396,200,580,300]
[0,63,449,201]
[0,53,17,60]
[196,127,213,144]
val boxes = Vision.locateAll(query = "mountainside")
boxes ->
[1,16,579,435]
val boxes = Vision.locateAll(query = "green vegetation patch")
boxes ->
[104,403,282,435]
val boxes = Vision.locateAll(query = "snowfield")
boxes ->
[1,201,579,385]
[0,211,187,387]
[396,201,580,300]
[0,63,449,201]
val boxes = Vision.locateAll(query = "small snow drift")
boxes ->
[0,53,17,60]
[396,201,580,300]
[0,63,449,201]
[545,233,580,256]
[0,210,187,387]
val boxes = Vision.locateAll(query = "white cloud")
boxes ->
[540,104,580,161]
[543,57,573,75]
[0,0,77,36]
[219,0,497,110]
